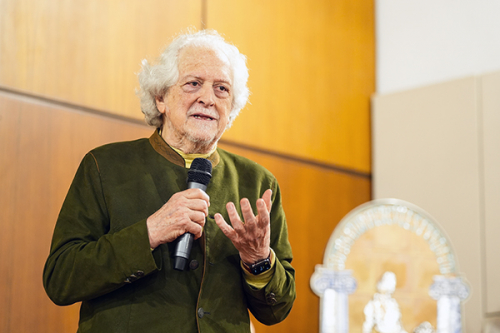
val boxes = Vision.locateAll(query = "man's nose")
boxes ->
[197,85,215,106]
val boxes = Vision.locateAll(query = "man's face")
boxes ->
[156,46,233,153]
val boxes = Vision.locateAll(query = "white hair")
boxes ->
[137,29,250,128]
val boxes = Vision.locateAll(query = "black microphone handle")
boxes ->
[173,181,208,271]
[173,233,194,271]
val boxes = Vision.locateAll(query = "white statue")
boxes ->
[413,321,435,333]
[363,271,407,333]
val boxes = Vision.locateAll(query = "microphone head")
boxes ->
[188,158,212,187]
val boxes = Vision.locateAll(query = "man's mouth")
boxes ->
[192,114,215,121]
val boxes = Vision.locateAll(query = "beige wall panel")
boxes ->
[372,77,483,331]
[208,0,374,173]
[0,0,201,119]
[0,91,151,332]
[218,142,371,333]
[481,71,500,314]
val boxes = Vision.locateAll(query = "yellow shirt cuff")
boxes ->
[241,249,276,290]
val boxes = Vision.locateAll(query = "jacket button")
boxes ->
[189,260,199,270]
[197,307,204,318]
[266,292,277,305]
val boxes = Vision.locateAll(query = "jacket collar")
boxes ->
[149,129,220,168]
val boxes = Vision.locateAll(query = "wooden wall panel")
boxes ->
[2,1,374,331]
[218,142,371,333]
[1,0,374,174]
[0,89,371,332]
[0,0,202,119]
[208,0,375,173]
[0,91,152,333]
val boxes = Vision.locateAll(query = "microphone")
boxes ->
[173,158,213,271]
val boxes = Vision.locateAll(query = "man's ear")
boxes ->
[155,95,166,114]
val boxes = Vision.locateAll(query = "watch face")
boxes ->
[251,259,271,275]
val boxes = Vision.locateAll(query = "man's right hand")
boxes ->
[146,188,210,249]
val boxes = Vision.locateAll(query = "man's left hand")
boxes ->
[214,189,272,264]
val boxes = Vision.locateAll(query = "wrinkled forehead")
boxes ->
[177,46,232,81]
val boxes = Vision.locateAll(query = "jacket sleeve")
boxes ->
[243,180,296,325]
[43,153,161,306]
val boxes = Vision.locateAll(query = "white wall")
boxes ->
[376,0,500,94]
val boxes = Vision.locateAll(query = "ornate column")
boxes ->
[429,276,470,333]
[310,267,357,333]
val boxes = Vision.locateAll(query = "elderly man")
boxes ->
[43,30,295,332]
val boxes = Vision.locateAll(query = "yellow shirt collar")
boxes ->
[170,146,217,168]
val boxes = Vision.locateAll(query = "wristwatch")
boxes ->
[243,252,272,275]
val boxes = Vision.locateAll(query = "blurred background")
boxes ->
[0,0,498,332]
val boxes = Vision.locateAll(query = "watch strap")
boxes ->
[242,251,272,275]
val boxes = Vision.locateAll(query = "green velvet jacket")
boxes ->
[43,131,295,333]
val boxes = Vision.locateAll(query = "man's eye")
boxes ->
[190,82,199,87]
[217,86,228,92]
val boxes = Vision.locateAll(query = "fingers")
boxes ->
[156,189,273,249]
[226,201,247,235]
[180,189,210,213]
[257,195,271,225]
[186,210,207,225]
[214,189,273,242]
[171,194,207,238]
[146,189,210,246]
[181,188,210,209]
[214,213,235,239]
[185,199,209,217]
[262,189,272,211]
[224,189,273,228]
[170,189,209,217]
[239,199,256,231]
[184,188,210,201]
[185,221,204,239]
[214,195,271,264]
